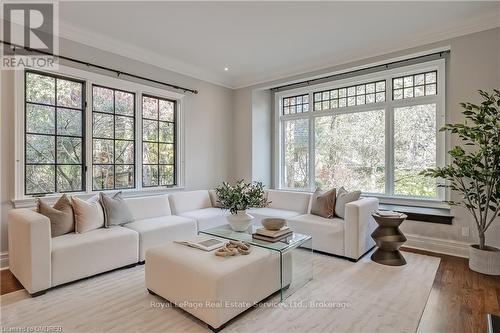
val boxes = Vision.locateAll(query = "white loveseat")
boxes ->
[8,189,377,296]
[7,195,196,296]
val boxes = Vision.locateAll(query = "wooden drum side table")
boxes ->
[370,212,408,266]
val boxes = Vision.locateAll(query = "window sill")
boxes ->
[379,203,453,225]
[11,186,185,209]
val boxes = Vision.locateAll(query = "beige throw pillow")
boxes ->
[38,194,75,237]
[73,195,105,233]
[209,190,223,208]
[335,187,361,219]
[310,188,336,218]
[100,192,134,227]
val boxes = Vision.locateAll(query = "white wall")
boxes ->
[251,89,272,187]
[0,37,234,256]
[232,28,500,255]
[231,88,252,182]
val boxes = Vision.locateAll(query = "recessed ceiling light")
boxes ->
[224,67,229,71]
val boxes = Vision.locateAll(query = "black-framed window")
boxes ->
[393,70,437,100]
[283,94,309,115]
[92,85,135,190]
[142,95,176,187]
[313,80,386,111]
[24,70,86,195]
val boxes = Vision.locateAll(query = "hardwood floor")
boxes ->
[1,249,499,332]
[403,248,500,333]
[1,269,23,296]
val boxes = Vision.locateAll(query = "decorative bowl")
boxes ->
[261,218,286,231]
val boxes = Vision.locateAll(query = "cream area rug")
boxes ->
[1,251,439,333]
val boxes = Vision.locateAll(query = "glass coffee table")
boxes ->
[199,224,313,301]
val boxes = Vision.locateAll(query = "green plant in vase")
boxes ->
[215,180,270,231]
[422,89,500,275]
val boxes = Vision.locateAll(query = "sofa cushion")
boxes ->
[38,194,74,237]
[247,207,301,220]
[178,208,229,231]
[124,216,197,261]
[310,188,336,218]
[51,227,138,286]
[168,190,212,214]
[267,190,311,214]
[72,195,105,233]
[100,192,134,227]
[125,195,171,220]
[288,214,345,255]
[208,190,223,208]
[335,187,361,219]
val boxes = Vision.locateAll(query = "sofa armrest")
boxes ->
[8,209,51,294]
[344,197,379,260]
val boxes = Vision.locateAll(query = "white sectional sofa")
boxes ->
[168,190,229,231]
[169,189,377,261]
[287,197,379,260]
[7,188,378,296]
[247,189,311,220]
[123,195,197,262]
[7,195,197,296]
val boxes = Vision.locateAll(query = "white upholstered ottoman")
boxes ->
[145,238,281,330]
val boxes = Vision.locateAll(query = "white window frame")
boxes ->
[274,59,446,207]
[13,64,185,205]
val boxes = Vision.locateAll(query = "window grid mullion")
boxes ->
[112,89,116,189]
[308,92,315,191]
[386,79,394,196]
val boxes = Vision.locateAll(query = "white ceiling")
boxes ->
[58,1,500,89]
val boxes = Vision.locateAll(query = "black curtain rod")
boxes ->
[271,50,450,92]
[0,40,199,94]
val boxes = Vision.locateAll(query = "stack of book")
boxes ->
[252,226,292,243]
[376,210,403,217]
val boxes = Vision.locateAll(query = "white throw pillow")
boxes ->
[334,187,361,219]
[72,195,105,233]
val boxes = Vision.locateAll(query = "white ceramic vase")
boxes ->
[469,245,500,275]
[227,210,254,232]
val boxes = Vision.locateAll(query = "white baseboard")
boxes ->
[1,252,9,270]
[405,234,470,258]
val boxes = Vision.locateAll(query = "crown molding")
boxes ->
[57,20,233,89]
[232,11,500,89]
[52,10,499,90]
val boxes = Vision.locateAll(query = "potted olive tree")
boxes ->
[215,180,269,231]
[422,90,500,275]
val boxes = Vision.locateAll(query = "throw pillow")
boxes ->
[73,195,105,233]
[209,190,223,208]
[334,187,361,219]
[310,188,336,218]
[100,191,134,227]
[38,194,75,237]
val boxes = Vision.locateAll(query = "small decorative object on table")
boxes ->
[215,240,252,257]
[262,217,286,230]
[253,223,292,243]
[215,180,270,232]
[371,210,408,266]
[174,238,224,251]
